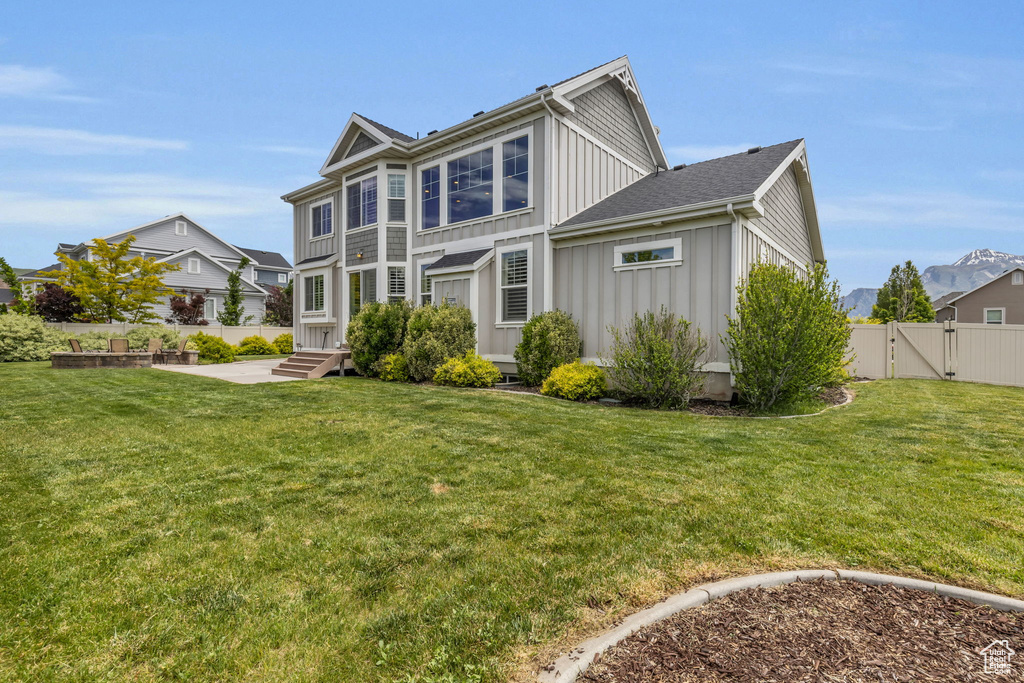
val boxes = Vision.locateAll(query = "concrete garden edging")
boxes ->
[538,568,1024,683]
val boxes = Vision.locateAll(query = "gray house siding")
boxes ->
[111,217,244,263]
[552,222,732,364]
[748,166,812,266]
[386,227,407,261]
[161,252,260,294]
[293,189,342,266]
[565,79,655,174]
[346,228,379,266]
[951,270,1024,324]
[254,269,289,286]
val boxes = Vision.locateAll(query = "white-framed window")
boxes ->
[304,274,325,312]
[387,174,406,223]
[278,272,288,284]
[502,135,529,211]
[203,297,216,320]
[1013,271,1023,286]
[419,263,433,306]
[421,166,440,230]
[310,198,333,239]
[613,238,683,269]
[187,257,201,274]
[498,244,530,323]
[175,220,187,236]
[347,177,377,229]
[985,308,1005,325]
[388,266,406,302]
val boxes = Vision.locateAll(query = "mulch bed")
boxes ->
[580,578,1023,682]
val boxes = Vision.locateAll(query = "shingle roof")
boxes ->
[557,140,803,228]
[295,254,335,266]
[932,291,964,310]
[233,246,292,269]
[356,114,416,143]
[21,263,63,279]
[425,248,492,271]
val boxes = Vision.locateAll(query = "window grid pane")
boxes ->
[501,250,529,321]
[347,184,361,229]
[387,174,405,199]
[502,136,529,212]
[361,177,377,226]
[422,167,440,230]
[448,148,493,224]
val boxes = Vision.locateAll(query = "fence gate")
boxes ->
[892,322,951,380]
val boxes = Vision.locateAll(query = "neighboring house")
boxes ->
[21,213,292,324]
[932,290,964,323]
[938,267,1024,325]
[281,56,823,397]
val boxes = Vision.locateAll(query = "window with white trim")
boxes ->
[347,177,377,229]
[304,274,325,312]
[187,257,200,274]
[387,174,406,222]
[421,167,440,230]
[985,308,1004,325]
[203,297,216,320]
[1013,271,1023,286]
[500,249,529,322]
[311,200,333,238]
[613,238,683,269]
[388,266,406,302]
[349,272,361,319]
[419,263,433,306]
[175,220,187,236]
[502,135,529,211]
[278,273,288,284]
[448,148,493,224]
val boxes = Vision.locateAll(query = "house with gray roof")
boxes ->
[281,55,823,397]
[936,268,1024,325]
[23,213,292,324]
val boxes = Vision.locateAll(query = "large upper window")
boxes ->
[448,149,493,224]
[422,167,440,230]
[387,174,406,222]
[500,249,529,323]
[304,274,325,312]
[502,136,529,211]
[347,177,377,229]
[311,200,333,238]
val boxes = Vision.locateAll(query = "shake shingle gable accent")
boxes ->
[556,140,803,229]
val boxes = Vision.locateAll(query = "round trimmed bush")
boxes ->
[541,361,606,401]
[514,310,581,386]
[346,300,413,376]
[0,313,68,362]
[237,335,276,356]
[378,352,409,382]
[271,333,294,354]
[403,303,476,382]
[190,331,236,363]
[433,351,502,388]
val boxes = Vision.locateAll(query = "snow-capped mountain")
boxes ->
[951,249,1024,268]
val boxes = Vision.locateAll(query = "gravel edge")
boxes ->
[538,569,1024,683]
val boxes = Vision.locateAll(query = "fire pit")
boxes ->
[50,351,154,369]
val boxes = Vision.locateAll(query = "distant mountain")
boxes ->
[842,249,1024,317]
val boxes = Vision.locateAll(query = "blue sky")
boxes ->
[1,1,1021,292]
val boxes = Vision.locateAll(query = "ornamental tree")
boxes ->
[34,283,83,322]
[40,236,179,323]
[166,289,210,325]
[871,261,935,323]
[262,280,293,326]
[217,256,252,326]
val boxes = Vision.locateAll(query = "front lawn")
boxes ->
[1,363,1022,681]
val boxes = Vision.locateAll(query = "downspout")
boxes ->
[540,92,556,312]
[727,202,740,391]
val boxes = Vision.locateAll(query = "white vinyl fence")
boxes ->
[46,322,292,345]
[847,321,1024,387]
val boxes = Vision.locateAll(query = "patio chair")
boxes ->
[146,338,163,353]
[68,338,83,353]
[108,338,129,353]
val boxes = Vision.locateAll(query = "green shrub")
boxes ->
[237,335,276,356]
[346,300,413,376]
[604,307,708,409]
[75,330,115,351]
[433,351,502,388]
[725,262,851,412]
[190,331,236,364]
[403,303,476,381]
[513,310,581,386]
[378,352,409,382]
[0,314,68,362]
[271,333,294,354]
[126,325,181,350]
[541,361,606,401]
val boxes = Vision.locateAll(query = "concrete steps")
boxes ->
[270,349,350,379]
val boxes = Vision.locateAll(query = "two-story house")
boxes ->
[23,213,292,324]
[282,56,824,397]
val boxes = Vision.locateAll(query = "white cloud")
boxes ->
[245,144,324,157]
[819,192,1024,231]
[667,144,754,163]
[0,126,188,155]
[0,64,96,102]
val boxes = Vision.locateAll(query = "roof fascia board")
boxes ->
[281,179,338,204]
[751,140,826,264]
[550,196,759,240]
[947,267,1024,304]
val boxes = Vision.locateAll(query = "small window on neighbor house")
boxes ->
[175,220,187,236]
[388,266,406,302]
[500,249,529,322]
[986,309,1004,325]
[203,297,216,320]
[1014,271,1023,286]
[188,257,200,274]
[387,174,406,222]
[278,273,288,284]
[312,201,333,238]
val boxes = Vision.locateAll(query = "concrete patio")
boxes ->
[151,359,302,384]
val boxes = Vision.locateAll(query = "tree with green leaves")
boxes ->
[39,236,179,323]
[216,256,252,326]
[0,256,33,315]
[871,261,935,323]
[262,280,293,326]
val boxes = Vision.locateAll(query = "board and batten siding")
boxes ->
[747,166,813,266]
[552,223,732,363]
[293,263,343,351]
[564,79,655,174]
[293,188,342,265]
[411,118,546,250]
[477,232,546,358]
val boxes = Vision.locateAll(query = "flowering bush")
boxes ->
[541,361,606,401]
[433,351,502,388]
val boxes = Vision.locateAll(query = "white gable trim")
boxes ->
[98,214,253,262]
[320,114,402,176]
[750,141,825,264]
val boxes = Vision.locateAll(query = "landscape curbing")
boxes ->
[538,569,1024,683]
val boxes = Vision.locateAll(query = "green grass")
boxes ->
[1,364,1022,682]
